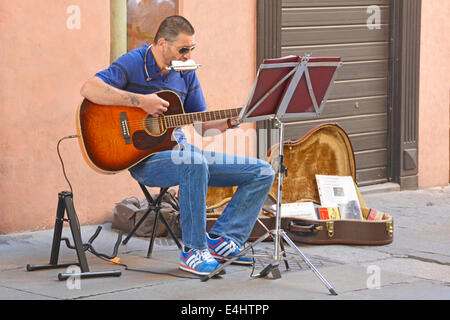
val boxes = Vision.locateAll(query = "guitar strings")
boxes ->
[123,106,243,134]
[125,112,241,126]
[124,107,241,123]
[126,116,235,131]
[125,108,242,130]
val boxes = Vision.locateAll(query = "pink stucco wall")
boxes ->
[0,1,143,233]
[179,0,258,157]
[179,0,257,111]
[418,0,450,188]
[0,0,257,233]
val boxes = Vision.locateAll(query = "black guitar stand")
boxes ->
[26,191,122,280]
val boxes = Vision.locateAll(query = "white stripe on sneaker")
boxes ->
[215,241,228,252]
[186,254,201,268]
[216,241,236,257]
[220,247,235,257]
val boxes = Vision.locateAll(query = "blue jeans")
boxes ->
[129,143,275,250]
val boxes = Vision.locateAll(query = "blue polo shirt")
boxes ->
[95,44,207,143]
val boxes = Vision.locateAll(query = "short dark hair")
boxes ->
[154,15,195,43]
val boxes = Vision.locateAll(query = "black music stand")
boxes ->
[202,54,342,296]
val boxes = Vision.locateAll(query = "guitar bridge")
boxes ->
[120,112,131,144]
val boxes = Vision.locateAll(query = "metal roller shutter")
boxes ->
[280,0,390,186]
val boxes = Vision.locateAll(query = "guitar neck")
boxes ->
[162,107,242,128]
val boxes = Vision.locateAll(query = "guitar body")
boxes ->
[77,90,183,174]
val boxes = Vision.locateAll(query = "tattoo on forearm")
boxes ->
[126,93,140,106]
[104,85,113,95]
[104,84,140,106]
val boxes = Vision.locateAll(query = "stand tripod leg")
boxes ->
[63,193,90,272]
[281,232,337,295]
[266,236,288,279]
[279,240,290,271]
[58,269,122,281]
[49,193,66,265]
[256,218,289,271]
[201,231,272,282]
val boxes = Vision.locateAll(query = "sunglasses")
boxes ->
[178,44,196,55]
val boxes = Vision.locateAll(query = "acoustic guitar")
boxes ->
[77,90,242,174]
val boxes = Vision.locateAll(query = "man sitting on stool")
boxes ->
[80,15,275,276]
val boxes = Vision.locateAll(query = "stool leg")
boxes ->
[147,205,161,258]
[158,214,182,249]
[122,206,153,245]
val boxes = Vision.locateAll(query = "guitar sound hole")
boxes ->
[144,115,165,136]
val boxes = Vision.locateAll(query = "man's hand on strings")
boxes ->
[140,93,170,117]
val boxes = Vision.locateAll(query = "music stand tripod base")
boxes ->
[201,227,337,296]
[26,191,122,280]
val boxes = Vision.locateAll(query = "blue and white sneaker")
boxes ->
[179,247,225,276]
[207,234,254,265]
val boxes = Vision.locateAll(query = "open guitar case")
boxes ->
[206,123,394,245]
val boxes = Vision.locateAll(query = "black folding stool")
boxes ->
[121,183,183,258]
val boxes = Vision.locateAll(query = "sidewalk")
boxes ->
[0,184,449,302]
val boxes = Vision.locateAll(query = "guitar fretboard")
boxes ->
[162,107,242,128]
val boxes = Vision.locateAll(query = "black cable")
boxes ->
[56,134,84,232]
[56,135,79,195]
[95,255,199,280]
[56,134,86,248]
